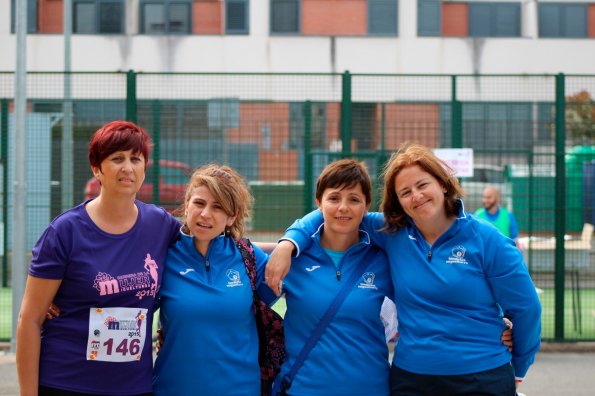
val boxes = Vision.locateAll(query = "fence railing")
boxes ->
[0,71,594,342]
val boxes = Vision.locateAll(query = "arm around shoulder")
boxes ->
[264,240,295,296]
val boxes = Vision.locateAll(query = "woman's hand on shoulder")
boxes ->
[265,240,295,296]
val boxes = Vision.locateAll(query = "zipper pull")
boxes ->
[205,260,210,271]
[336,270,341,281]
[427,250,433,262]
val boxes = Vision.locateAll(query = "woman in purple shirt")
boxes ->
[16,121,179,396]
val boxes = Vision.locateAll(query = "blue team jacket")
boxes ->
[284,201,541,379]
[280,226,393,396]
[152,232,276,395]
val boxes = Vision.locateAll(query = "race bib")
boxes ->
[86,307,148,362]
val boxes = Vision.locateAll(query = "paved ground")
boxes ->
[1,350,595,395]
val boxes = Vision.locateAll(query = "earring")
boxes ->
[224,227,231,237]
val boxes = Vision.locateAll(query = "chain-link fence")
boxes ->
[0,72,594,342]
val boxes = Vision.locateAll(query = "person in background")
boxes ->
[474,186,521,248]
[267,144,539,396]
[152,164,278,395]
[277,159,393,396]
[17,121,180,396]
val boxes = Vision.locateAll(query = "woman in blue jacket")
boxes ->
[152,164,277,395]
[268,144,540,396]
[278,159,393,396]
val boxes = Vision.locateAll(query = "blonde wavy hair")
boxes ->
[177,164,253,240]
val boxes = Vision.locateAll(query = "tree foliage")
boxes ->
[566,90,595,142]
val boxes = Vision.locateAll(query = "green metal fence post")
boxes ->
[341,71,352,157]
[1,99,7,288]
[152,100,161,207]
[527,153,534,272]
[303,100,312,215]
[451,75,462,148]
[126,70,137,123]
[554,73,566,341]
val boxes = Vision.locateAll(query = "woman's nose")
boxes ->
[122,159,133,172]
[338,199,348,211]
[199,206,211,218]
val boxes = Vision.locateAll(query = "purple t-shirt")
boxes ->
[29,200,180,395]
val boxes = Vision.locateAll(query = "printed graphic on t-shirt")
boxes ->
[92,253,159,300]
[86,307,148,362]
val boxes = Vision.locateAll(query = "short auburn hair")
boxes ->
[380,144,464,232]
[88,121,152,170]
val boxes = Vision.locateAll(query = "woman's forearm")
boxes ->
[16,316,42,396]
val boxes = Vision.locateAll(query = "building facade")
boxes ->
[1,0,595,73]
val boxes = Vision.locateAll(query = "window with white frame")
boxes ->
[74,0,124,33]
[418,0,441,36]
[141,0,192,34]
[469,2,520,37]
[418,1,521,38]
[10,0,38,33]
[538,2,588,38]
[270,0,300,34]
[226,0,249,34]
[368,0,398,35]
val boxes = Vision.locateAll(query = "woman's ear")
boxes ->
[315,198,321,210]
[226,213,238,227]
[91,166,102,182]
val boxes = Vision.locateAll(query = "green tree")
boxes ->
[566,90,595,143]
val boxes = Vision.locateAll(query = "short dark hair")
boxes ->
[316,159,372,205]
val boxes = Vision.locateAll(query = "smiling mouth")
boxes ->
[196,222,213,229]
[335,216,352,221]
[414,200,430,210]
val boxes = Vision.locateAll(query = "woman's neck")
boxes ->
[86,194,138,234]
[319,227,359,252]
[416,214,456,245]
[194,239,211,257]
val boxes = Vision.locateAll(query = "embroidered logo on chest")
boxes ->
[446,245,469,265]
[225,269,244,288]
[358,272,379,290]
